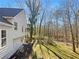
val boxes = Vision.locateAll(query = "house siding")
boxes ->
[0,10,27,59]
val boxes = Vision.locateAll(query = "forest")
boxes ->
[25,0,79,59]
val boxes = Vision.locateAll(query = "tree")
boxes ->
[25,0,79,58]
[53,10,60,41]
[39,11,45,36]
[26,0,40,40]
[52,0,77,52]
[62,0,76,52]
[26,0,40,59]
[71,0,79,48]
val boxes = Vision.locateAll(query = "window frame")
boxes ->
[1,30,6,47]
[14,22,18,30]
[22,26,23,32]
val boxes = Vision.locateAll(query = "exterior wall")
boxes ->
[0,25,12,59]
[10,10,27,39]
[0,10,27,59]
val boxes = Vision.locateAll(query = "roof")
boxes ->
[0,8,23,17]
[0,16,13,25]
[0,8,23,25]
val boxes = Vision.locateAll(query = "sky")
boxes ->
[0,0,17,8]
[0,0,62,24]
[0,0,61,9]
[42,0,61,9]
[0,0,25,8]
[0,0,62,19]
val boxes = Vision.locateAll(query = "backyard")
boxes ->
[34,42,79,59]
[4,0,79,59]
[25,0,79,59]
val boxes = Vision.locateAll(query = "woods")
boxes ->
[25,0,79,59]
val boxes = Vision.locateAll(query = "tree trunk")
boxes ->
[63,18,68,45]
[56,18,58,41]
[30,24,33,40]
[75,16,78,48]
[68,16,76,52]
[64,26,68,45]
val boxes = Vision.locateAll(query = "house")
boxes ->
[0,8,27,59]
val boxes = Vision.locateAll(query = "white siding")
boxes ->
[0,10,27,59]
[0,25,11,59]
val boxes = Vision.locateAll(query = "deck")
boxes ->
[9,44,32,59]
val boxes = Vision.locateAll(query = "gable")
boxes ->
[0,8,23,25]
[0,16,13,25]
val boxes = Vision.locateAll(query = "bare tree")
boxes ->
[53,10,60,41]
[71,0,79,48]
[64,0,76,52]
[26,0,40,40]
[52,0,77,52]
[26,0,40,58]
[39,11,45,36]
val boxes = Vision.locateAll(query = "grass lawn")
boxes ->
[33,42,79,59]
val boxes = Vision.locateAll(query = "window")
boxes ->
[22,26,23,32]
[25,28,26,32]
[14,22,18,30]
[1,30,6,47]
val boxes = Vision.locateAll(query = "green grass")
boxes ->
[33,42,79,59]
